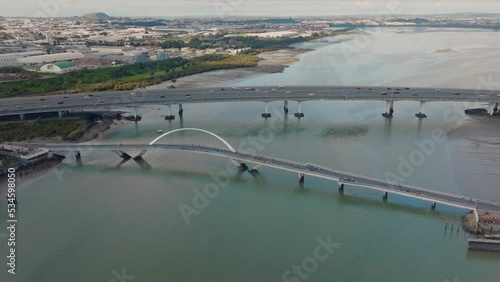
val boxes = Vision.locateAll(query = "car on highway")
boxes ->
[356,87,361,89]
[95,94,100,97]
[16,105,22,108]
[368,88,373,90]
[435,89,441,92]
[381,92,388,95]
[254,89,260,92]
[40,98,46,101]
[309,93,315,96]
[97,100,104,103]
[185,94,191,99]
[412,93,418,96]
[279,85,285,89]
[405,87,410,90]
[209,90,214,92]
[63,96,69,98]
[393,91,400,94]
[43,104,49,107]
[57,101,64,104]
[387,87,392,90]
[220,88,225,91]
[271,88,277,91]
[160,95,165,98]
[84,96,89,99]
[344,91,351,95]
[454,92,460,95]
[286,90,292,94]
[478,95,485,97]
[396,88,401,91]
[88,94,94,97]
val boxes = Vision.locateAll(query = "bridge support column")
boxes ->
[178,104,184,117]
[165,105,175,120]
[284,100,289,114]
[431,202,436,209]
[112,150,132,160]
[298,173,305,183]
[415,101,427,118]
[382,101,394,118]
[382,191,388,200]
[58,111,64,118]
[339,183,344,192]
[19,114,25,121]
[75,151,82,166]
[487,102,498,115]
[262,102,271,118]
[239,162,249,171]
[294,101,304,118]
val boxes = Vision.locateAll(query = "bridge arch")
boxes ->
[148,128,236,152]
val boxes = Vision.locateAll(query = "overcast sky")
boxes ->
[1,0,499,17]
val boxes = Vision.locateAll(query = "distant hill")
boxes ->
[80,12,111,19]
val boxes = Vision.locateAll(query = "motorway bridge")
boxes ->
[17,128,500,217]
[1,86,499,120]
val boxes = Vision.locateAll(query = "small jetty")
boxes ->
[468,239,500,252]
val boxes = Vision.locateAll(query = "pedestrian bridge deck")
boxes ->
[21,142,500,214]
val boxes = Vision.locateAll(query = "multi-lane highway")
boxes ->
[1,85,499,117]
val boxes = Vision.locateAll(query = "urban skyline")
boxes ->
[1,0,500,17]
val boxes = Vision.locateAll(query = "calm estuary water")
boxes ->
[1,28,500,282]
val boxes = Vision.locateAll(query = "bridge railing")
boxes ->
[17,142,500,209]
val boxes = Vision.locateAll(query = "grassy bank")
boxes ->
[0,118,87,142]
[0,53,259,98]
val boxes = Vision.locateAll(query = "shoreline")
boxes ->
[0,44,314,198]
[145,47,312,89]
[0,113,134,198]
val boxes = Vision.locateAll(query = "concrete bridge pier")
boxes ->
[284,100,289,114]
[165,105,175,120]
[112,150,132,160]
[133,107,138,120]
[262,102,271,118]
[19,114,25,120]
[487,102,499,115]
[431,202,436,209]
[298,173,305,183]
[239,162,249,171]
[178,104,184,117]
[339,183,344,192]
[58,111,64,118]
[382,101,394,118]
[75,151,82,166]
[415,101,427,118]
[382,191,388,200]
[294,101,304,118]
